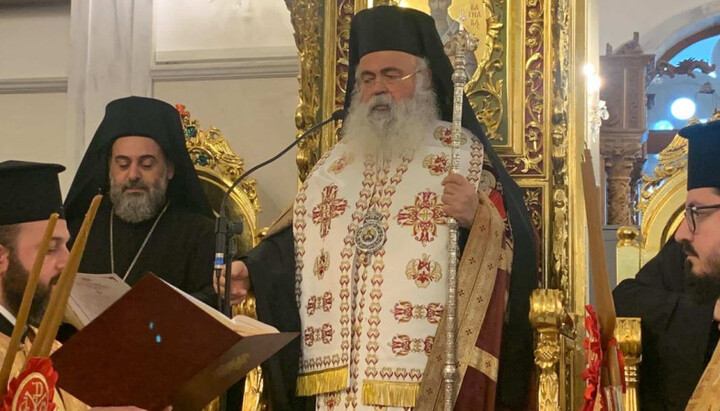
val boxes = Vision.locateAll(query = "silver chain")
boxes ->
[110,202,170,281]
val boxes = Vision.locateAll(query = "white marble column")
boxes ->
[65,0,153,175]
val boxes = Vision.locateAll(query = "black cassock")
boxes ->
[239,226,314,411]
[70,198,216,306]
[0,314,13,337]
[613,238,720,410]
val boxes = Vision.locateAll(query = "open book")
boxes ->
[65,272,276,336]
[53,274,295,410]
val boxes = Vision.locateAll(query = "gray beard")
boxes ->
[109,176,168,223]
[342,82,440,158]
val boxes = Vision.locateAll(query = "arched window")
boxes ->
[646,27,720,131]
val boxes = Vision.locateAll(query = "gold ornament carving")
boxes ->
[181,110,260,215]
[638,132,689,215]
[550,0,569,298]
[615,317,641,411]
[530,289,565,411]
[465,0,505,142]
[617,225,640,247]
[523,187,544,242]
[503,0,545,175]
[286,0,322,181]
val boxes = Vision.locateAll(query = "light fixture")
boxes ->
[670,98,696,120]
[652,120,674,130]
[587,75,602,93]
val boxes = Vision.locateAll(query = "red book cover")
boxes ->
[51,274,296,410]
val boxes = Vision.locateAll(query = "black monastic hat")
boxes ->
[63,96,213,222]
[346,6,538,407]
[679,120,720,190]
[0,160,65,225]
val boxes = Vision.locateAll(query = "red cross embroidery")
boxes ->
[311,184,348,239]
[396,190,448,245]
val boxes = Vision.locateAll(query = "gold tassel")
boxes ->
[296,366,349,396]
[362,380,420,407]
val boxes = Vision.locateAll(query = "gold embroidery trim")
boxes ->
[361,380,420,408]
[468,346,499,382]
[296,366,348,396]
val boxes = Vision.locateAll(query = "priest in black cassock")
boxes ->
[0,161,69,337]
[220,6,538,410]
[64,96,216,305]
[0,160,163,411]
[614,120,720,410]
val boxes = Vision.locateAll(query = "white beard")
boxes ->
[342,82,440,158]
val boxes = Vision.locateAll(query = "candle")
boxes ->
[30,195,102,359]
[0,213,58,397]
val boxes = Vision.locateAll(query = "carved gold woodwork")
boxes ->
[615,317,641,411]
[631,128,692,267]
[285,0,322,182]
[180,106,261,249]
[288,0,590,409]
[616,225,641,284]
[530,289,567,411]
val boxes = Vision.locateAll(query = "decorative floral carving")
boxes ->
[286,0,322,181]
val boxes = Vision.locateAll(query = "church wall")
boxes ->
[152,0,299,228]
[0,93,70,189]
[0,4,70,78]
[153,77,299,228]
[599,0,720,54]
[0,4,71,190]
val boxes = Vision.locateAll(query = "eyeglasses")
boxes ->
[684,203,720,233]
[360,68,423,88]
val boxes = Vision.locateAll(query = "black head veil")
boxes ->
[346,6,538,406]
[64,96,213,222]
[679,120,720,190]
[0,161,65,225]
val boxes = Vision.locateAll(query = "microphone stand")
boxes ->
[214,109,345,411]
[214,109,344,411]
[215,108,346,316]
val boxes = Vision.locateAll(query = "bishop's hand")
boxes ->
[214,260,251,306]
[441,172,480,229]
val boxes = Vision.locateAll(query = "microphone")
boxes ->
[215,109,346,316]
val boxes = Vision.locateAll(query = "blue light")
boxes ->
[652,120,674,130]
[155,335,162,343]
[148,321,154,330]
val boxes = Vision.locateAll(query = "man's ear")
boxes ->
[423,69,433,90]
[166,161,175,180]
[0,245,10,278]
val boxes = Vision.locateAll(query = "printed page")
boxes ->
[66,273,131,328]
